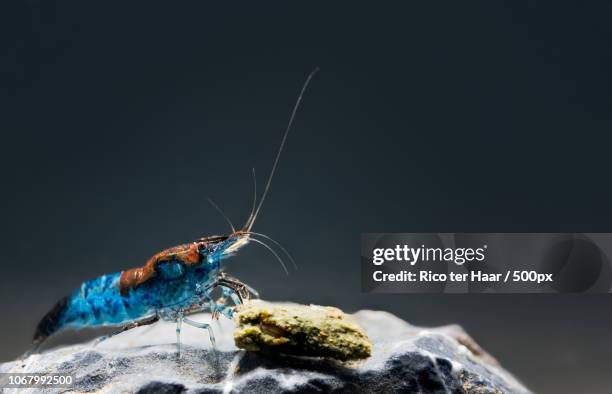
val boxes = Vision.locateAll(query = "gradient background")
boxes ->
[2,2,612,393]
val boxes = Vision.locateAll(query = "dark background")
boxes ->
[2,2,612,393]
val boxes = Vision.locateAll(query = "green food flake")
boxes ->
[233,301,372,361]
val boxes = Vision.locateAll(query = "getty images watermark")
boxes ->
[362,233,612,294]
[372,244,487,266]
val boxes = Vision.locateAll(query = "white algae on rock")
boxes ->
[1,304,532,393]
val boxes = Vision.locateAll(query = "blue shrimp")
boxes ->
[28,69,318,356]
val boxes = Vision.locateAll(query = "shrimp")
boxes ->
[27,69,318,357]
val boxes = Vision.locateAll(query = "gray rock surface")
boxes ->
[1,306,531,393]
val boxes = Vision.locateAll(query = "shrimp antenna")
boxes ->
[243,168,257,232]
[249,237,289,275]
[243,231,298,270]
[207,197,236,233]
[244,67,319,231]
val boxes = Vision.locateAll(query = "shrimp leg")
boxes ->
[93,314,160,346]
[212,282,249,319]
[176,313,183,357]
[218,272,260,298]
[173,277,257,356]
[216,274,259,309]
[181,310,220,368]
[183,317,216,348]
[174,303,217,357]
[183,286,237,321]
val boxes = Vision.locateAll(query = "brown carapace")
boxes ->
[119,235,229,295]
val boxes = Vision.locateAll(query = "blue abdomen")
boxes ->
[59,261,218,330]
[60,272,149,328]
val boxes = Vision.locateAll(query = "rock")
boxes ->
[234,301,372,361]
[1,304,531,393]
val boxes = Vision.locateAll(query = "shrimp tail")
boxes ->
[21,296,70,358]
[33,296,69,345]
